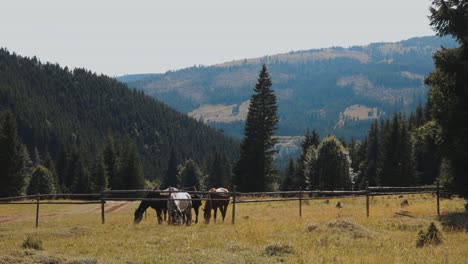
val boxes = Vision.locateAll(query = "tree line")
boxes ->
[0,48,238,197]
[0,110,233,197]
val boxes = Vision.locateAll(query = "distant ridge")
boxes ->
[119,35,458,140]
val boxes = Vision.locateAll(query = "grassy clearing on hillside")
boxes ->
[0,195,467,263]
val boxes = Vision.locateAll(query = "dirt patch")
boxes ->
[0,215,23,223]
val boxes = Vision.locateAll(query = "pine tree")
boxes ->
[207,153,231,188]
[70,151,91,193]
[0,111,31,197]
[302,145,318,190]
[281,158,296,191]
[90,153,108,192]
[233,65,279,192]
[425,0,468,198]
[295,129,319,190]
[162,148,179,188]
[27,165,56,195]
[119,139,145,190]
[42,150,59,193]
[362,120,380,187]
[377,114,415,186]
[102,137,121,190]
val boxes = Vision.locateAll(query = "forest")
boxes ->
[0,49,238,196]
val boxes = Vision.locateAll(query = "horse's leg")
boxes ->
[213,207,218,223]
[186,210,192,226]
[156,209,163,224]
[221,205,226,222]
[194,206,199,224]
[163,209,167,222]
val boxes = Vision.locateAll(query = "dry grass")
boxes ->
[0,195,467,263]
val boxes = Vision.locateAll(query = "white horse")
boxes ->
[167,192,192,226]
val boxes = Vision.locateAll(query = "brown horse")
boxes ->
[203,187,230,224]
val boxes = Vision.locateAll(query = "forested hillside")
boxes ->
[0,48,239,186]
[120,36,457,140]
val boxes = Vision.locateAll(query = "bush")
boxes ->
[416,222,444,247]
[22,235,43,250]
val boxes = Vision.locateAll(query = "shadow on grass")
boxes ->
[440,212,468,232]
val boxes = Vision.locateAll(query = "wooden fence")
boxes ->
[0,182,443,228]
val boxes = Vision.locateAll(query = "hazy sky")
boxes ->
[1,0,435,76]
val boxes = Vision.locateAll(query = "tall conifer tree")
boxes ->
[425,0,468,198]
[233,65,279,192]
[0,111,30,197]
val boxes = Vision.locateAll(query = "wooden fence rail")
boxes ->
[0,183,442,228]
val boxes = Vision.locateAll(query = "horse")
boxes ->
[167,191,192,226]
[185,186,202,224]
[133,187,178,224]
[203,187,230,224]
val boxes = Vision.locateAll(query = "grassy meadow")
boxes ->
[0,194,467,263]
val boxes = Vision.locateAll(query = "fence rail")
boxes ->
[0,182,443,228]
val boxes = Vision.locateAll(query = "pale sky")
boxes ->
[1,0,435,76]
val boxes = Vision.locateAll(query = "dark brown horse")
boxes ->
[134,191,168,224]
[185,186,202,224]
[203,187,230,224]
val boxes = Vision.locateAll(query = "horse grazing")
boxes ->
[203,187,230,224]
[167,191,192,226]
[134,187,178,224]
[185,186,202,224]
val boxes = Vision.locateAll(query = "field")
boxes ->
[0,195,467,264]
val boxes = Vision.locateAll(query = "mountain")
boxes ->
[0,48,239,181]
[119,36,458,140]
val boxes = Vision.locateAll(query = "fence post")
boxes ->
[100,192,105,224]
[365,181,369,218]
[35,194,40,228]
[436,180,440,218]
[231,185,236,225]
[168,188,172,224]
[299,188,302,217]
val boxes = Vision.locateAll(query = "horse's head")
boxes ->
[170,209,182,225]
[203,208,211,224]
[134,208,143,224]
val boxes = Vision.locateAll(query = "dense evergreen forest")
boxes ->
[0,49,239,196]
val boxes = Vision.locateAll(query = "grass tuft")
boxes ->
[263,243,294,256]
[21,235,43,250]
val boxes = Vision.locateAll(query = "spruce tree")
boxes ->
[425,0,468,198]
[119,139,145,190]
[281,158,296,191]
[102,137,121,190]
[0,111,31,197]
[42,150,59,193]
[233,65,279,192]
[90,153,108,192]
[377,114,415,186]
[70,151,91,193]
[207,153,231,188]
[362,120,380,187]
[162,148,179,188]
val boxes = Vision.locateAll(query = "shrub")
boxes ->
[416,222,444,247]
[22,235,43,250]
